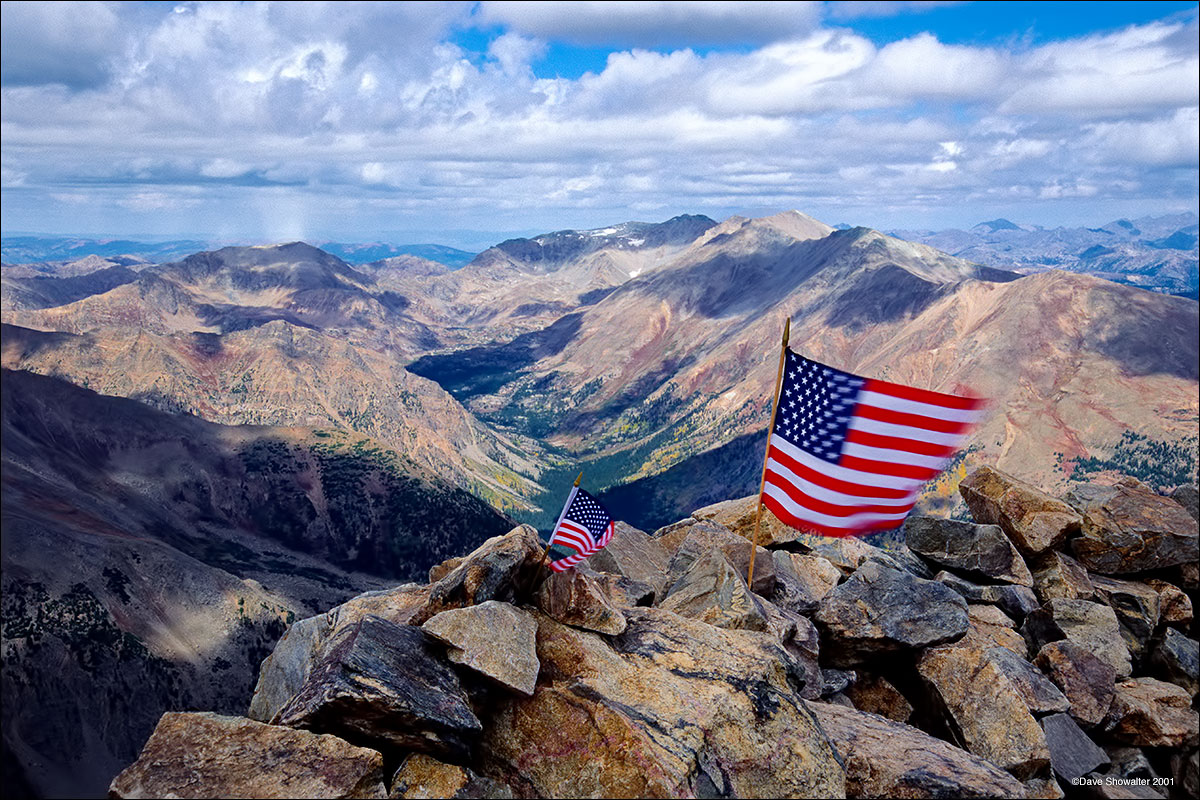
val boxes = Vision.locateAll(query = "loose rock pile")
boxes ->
[110,467,1199,799]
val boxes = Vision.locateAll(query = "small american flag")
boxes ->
[547,486,615,572]
[762,349,985,537]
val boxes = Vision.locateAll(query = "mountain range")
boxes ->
[2,208,1197,797]
[890,213,1199,299]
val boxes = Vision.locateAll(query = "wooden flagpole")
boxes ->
[524,471,582,600]
[747,317,790,592]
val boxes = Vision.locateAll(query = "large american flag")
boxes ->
[547,487,616,572]
[762,349,985,537]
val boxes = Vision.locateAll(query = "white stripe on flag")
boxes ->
[856,389,984,423]
[771,434,925,491]
[847,416,966,448]
[763,482,910,529]
[764,454,918,508]
[841,441,952,471]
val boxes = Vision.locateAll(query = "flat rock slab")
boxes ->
[1089,575,1161,659]
[815,562,968,666]
[905,516,1033,586]
[536,566,628,636]
[422,601,540,695]
[1041,712,1109,783]
[986,646,1070,716]
[412,526,543,626]
[810,701,1026,799]
[109,712,386,799]
[959,465,1081,557]
[1033,640,1116,729]
[1022,599,1131,679]
[1072,484,1199,574]
[660,548,768,632]
[918,643,1051,780]
[1104,677,1199,748]
[276,615,482,758]
[389,753,512,799]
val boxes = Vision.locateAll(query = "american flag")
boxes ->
[547,487,616,572]
[762,349,985,537]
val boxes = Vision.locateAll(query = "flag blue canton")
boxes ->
[564,489,612,539]
[772,351,865,464]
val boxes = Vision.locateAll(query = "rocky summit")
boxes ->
[108,465,1198,799]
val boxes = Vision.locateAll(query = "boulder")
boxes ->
[659,548,768,632]
[249,584,431,723]
[1103,678,1199,748]
[1031,551,1095,603]
[411,526,544,626]
[809,701,1026,799]
[776,550,842,609]
[959,465,1082,557]
[480,608,847,799]
[1022,599,1132,679]
[963,603,1030,656]
[1147,627,1199,696]
[1071,484,1199,574]
[1144,579,1193,627]
[536,566,628,636]
[815,562,969,667]
[586,521,671,598]
[421,601,540,695]
[1171,750,1199,800]
[917,642,1051,780]
[428,556,465,584]
[1170,484,1199,522]
[792,530,928,577]
[109,712,386,799]
[935,571,1040,619]
[1033,641,1117,729]
[691,494,797,547]
[1040,712,1109,783]
[904,516,1033,586]
[389,754,512,800]
[986,646,1070,716]
[651,517,696,554]
[275,616,482,758]
[845,674,913,723]
[663,519,777,596]
[1089,575,1161,660]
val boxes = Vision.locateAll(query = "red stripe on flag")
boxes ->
[845,428,958,458]
[853,402,974,435]
[864,378,986,411]
[767,444,913,500]
[838,453,940,481]
[764,471,919,518]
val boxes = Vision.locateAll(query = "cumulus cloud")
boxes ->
[0,1,120,89]
[0,2,1196,239]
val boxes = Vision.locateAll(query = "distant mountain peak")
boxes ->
[972,219,1022,232]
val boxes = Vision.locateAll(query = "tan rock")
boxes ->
[1033,641,1116,729]
[1072,484,1199,574]
[535,566,627,635]
[422,601,540,695]
[786,551,842,602]
[411,526,543,626]
[959,465,1081,557]
[692,493,797,547]
[1022,599,1131,679]
[659,548,768,632]
[918,643,1051,780]
[428,556,464,584]
[481,609,846,799]
[109,712,386,799]
[1032,551,1095,603]
[1145,578,1192,626]
[961,604,1029,656]
[845,675,913,723]
[586,520,670,598]
[663,518,776,595]
[810,701,1025,799]
[1089,575,1161,659]
[389,754,512,800]
[1023,776,1065,799]
[1104,677,1199,748]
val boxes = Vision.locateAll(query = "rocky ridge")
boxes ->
[111,465,1198,799]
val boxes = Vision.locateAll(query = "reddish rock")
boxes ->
[388,754,512,799]
[586,521,670,598]
[905,516,1034,587]
[1104,678,1199,748]
[536,566,627,636]
[1033,640,1116,729]
[845,674,913,723]
[1072,484,1198,575]
[1144,578,1192,627]
[959,466,1082,557]
[1031,551,1095,603]
[1022,599,1131,679]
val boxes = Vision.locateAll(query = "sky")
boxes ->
[1,0,1197,248]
